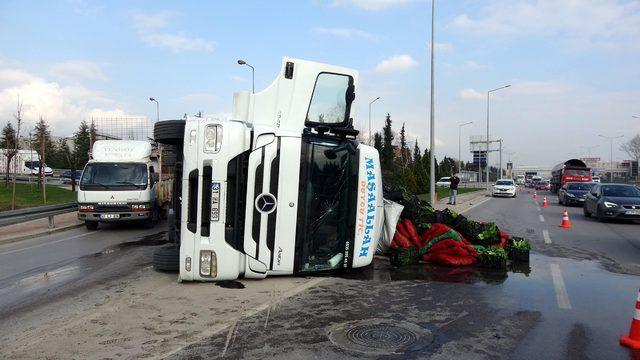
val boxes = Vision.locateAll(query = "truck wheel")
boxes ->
[85,221,99,230]
[153,245,179,272]
[154,120,185,145]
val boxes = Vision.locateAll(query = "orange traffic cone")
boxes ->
[542,197,548,207]
[560,210,572,228]
[620,289,640,349]
[533,192,538,200]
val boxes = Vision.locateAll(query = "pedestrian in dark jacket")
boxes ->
[449,174,460,205]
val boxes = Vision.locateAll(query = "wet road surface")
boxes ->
[171,189,640,359]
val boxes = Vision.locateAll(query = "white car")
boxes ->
[436,177,451,187]
[591,176,600,183]
[492,179,517,197]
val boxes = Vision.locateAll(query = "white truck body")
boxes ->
[0,149,53,176]
[77,140,165,227]
[174,57,383,281]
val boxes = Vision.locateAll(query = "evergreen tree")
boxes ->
[404,167,418,193]
[373,132,383,154]
[399,123,409,169]
[74,120,91,168]
[412,141,428,193]
[33,117,54,187]
[381,113,395,172]
[1,122,17,184]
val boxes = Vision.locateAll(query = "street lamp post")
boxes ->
[599,134,623,182]
[428,0,436,203]
[458,121,472,175]
[368,97,381,145]
[237,59,255,94]
[149,97,159,122]
[485,84,510,189]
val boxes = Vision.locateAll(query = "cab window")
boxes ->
[306,73,354,126]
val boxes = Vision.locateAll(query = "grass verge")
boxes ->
[418,186,483,203]
[0,183,76,211]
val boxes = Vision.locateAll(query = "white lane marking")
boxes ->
[0,231,98,256]
[539,214,545,222]
[550,263,572,309]
[543,230,552,244]
[221,320,238,357]
[460,197,492,215]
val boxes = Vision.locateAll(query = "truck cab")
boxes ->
[77,140,161,230]
[155,57,383,281]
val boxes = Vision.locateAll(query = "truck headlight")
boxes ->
[132,203,150,211]
[79,204,94,212]
[604,201,618,208]
[199,250,217,277]
[204,125,222,153]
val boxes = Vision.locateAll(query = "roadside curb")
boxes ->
[0,222,84,246]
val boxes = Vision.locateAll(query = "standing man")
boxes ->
[449,173,460,205]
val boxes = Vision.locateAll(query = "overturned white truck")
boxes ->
[153,58,383,281]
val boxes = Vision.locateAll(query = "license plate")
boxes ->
[626,209,640,215]
[211,182,220,221]
[100,214,120,219]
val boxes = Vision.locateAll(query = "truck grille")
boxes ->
[95,205,130,212]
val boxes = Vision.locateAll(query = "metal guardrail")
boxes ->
[0,202,77,228]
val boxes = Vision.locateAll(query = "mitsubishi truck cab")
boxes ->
[153,57,383,281]
[77,140,169,230]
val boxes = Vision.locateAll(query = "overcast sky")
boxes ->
[1,0,639,167]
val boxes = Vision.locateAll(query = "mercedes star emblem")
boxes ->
[255,193,277,214]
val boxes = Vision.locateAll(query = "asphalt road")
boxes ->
[173,188,640,359]
[1,189,639,359]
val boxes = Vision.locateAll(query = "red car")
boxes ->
[535,180,551,191]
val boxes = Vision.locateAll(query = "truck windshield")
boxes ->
[296,137,357,272]
[80,163,148,191]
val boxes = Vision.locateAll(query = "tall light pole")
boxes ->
[237,59,255,94]
[149,97,159,122]
[485,84,510,189]
[428,0,436,203]
[458,121,472,175]
[368,97,381,145]
[599,134,623,182]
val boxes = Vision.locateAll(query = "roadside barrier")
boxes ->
[542,197,548,208]
[0,203,77,228]
[620,289,640,349]
[559,210,572,229]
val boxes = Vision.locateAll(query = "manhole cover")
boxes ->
[328,319,433,355]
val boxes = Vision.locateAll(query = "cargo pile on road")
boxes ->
[382,182,528,269]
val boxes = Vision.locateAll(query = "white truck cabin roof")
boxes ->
[231,57,359,134]
[91,140,152,162]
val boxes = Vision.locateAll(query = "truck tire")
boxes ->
[85,221,99,230]
[153,245,180,272]
[154,120,185,145]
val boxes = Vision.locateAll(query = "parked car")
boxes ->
[558,182,596,206]
[591,176,600,183]
[492,179,517,198]
[535,180,551,191]
[583,184,640,222]
[436,177,451,187]
[62,169,83,181]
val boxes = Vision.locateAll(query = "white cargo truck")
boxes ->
[77,140,171,230]
[152,57,384,281]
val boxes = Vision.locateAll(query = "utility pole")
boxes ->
[428,0,436,203]
[499,139,503,179]
[599,134,623,182]
[485,85,510,188]
[458,121,472,175]
[368,97,380,145]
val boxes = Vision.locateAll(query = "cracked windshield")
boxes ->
[0,1,639,359]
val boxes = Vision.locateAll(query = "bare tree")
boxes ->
[621,134,640,162]
[11,100,23,210]
[1,122,17,185]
